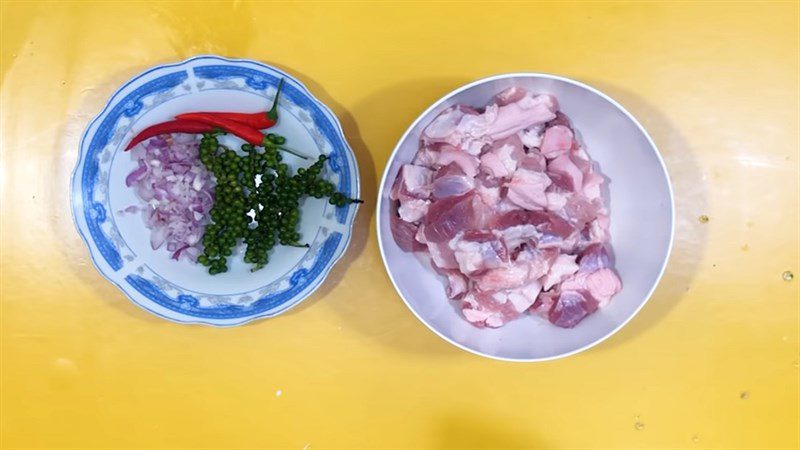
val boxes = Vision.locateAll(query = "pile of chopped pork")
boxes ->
[390,87,621,328]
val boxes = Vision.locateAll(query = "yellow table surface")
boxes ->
[1,1,798,449]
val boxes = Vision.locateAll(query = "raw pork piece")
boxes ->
[423,193,477,243]
[549,290,598,328]
[505,169,552,210]
[390,213,424,253]
[390,164,433,201]
[451,231,508,276]
[390,87,621,328]
[479,135,525,178]
[540,125,574,159]
[432,163,476,199]
[422,91,558,155]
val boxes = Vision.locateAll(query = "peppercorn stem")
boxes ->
[275,145,309,160]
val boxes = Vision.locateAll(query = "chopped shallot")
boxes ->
[125,134,215,261]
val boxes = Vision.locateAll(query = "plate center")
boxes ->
[108,89,328,296]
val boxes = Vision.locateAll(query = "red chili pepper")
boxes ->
[186,113,308,159]
[175,78,284,129]
[183,114,267,146]
[124,119,216,151]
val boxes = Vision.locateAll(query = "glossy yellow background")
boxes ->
[1,1,798,449]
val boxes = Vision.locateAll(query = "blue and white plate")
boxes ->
[71,55,360,326]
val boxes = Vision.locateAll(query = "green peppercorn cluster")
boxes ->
[197,132,361,275]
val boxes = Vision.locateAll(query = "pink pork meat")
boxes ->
[389,87,621,329]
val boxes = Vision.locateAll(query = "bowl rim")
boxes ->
[69,54,361,327]
[376,72,675,361]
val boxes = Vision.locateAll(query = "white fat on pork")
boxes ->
[506,280,543,313]
[398,198,430,223]
[537,232,580,253]
[498,224,539,250]
[476,183,501,205]
[461,291,522,328]
[518,125,544,149]
[436,269,469,299]
[458,93,557,142]
[540,125,573,159]
[561,268,621,308]
[449,232,506,275]
[390,164,433,201]
[586,214,610,244]
[474,263,530,292]
[515,247,551,280]
[545,191,570,212]
[479,135,524,178]
[415,223,427,245]
[437,146,480,177]
[422,106,469,145]
[541,254,579,290]
[422,90,557,155]
[427,241,458,270]
[494,86,527,106]
[583,172,604,200]
[462,294,506,328]
[506,169,552,210]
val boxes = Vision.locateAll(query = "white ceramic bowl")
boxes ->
[377,73,674,361]
[72,56,360,326]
